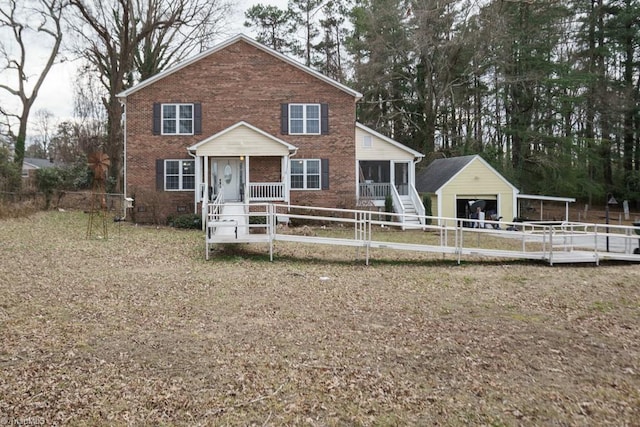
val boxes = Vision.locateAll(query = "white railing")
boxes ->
[249,182,284,201]
[409,185,425,222]
[390,184,404,224]
[207,191,224,222]
[358,182,392,200]
[204,202,640,265]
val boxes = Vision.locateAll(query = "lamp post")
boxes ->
[605,193,618,252]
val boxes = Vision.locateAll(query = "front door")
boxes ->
[213,159,242,201]
[394,162,409,196]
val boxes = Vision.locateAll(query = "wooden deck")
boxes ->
[205,203,640,266]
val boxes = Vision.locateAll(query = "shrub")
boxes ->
[168,213,202,229]
[0,147,21,193]
[35,167,61,210]
[422,193,433,225]
[384,194,393,222]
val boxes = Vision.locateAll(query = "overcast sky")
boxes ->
[2,0,288,137]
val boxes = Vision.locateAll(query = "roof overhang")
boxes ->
[187,121,298,157]
[517,194,576,203]
[355,122,425,159]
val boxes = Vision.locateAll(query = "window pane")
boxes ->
[290,105,303,119]
[306,105,319,118]
[307,160,319,174]
[166,176,179,190]
[182,161,194,174]
[291,160,304,174]
[165,161,179,174]
[179,120,192,134]
[179,105,193,119]
[290,120,304,134]
[306,120,319,134]
[163,120,176,134]
[163,105,176,119]
[291,175,304,189]
[182,176,195,190]
[307,175,320,189]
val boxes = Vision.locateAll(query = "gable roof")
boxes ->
[117,34,362,100]
[355,122,424,159]
[416,155,518,193]
[187,121,298,156]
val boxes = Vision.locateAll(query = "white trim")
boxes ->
[161,103,194,135]
[164,159,196,191]
[117,34,362,100]
[355,122,424,159]
[289,103,321,135]
[188,121,297,154]
[290,158,321,190]
[517,194,576,203]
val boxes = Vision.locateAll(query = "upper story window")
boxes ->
[289,104,320,135]
[162,104,193,135]
[153,103,201,136]
[165,159,195,191]
[281,103,328,135]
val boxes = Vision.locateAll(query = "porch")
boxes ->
[187,121,298,220]
[357,160,425,228]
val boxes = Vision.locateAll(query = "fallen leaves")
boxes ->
[0,211,639,425]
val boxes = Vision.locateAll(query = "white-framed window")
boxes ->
[165,159,195,191]
[162,104,194,135]
[290,159,321,190]
[363,135,373,148]
[289,104,320,135]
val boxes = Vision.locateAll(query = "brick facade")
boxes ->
[123,37,359,223]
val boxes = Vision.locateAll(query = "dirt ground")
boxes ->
[1,211,639,426]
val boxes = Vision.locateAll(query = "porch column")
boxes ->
[244,156,250,202]
[202,156,209,225]
[194,155,202,213]
[390,161,395,190]
[282,155,290,203]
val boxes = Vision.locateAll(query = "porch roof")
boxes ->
[187,121,298,157]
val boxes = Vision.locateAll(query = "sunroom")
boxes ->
[355,123,425,224]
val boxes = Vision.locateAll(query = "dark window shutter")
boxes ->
[156,159,164,191]
[321,103,329,135]
[321,158,329,190]
[194,103,202,135]
[281,103,289,134]
[153,103,161,135]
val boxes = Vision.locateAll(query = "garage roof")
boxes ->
[415,155,477,193]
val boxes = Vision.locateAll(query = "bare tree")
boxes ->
[0,0,64,171]
[32,108,55,158]
[67,0,232,190]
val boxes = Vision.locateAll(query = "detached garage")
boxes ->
[416,155,519,224]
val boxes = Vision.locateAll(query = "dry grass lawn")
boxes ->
[1,211,639,426]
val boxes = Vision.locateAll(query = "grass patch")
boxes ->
[1,211,639,425]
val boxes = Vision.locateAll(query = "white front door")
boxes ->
[219,159,241,201]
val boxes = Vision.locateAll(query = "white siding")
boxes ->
[355,128,415,161]
[438,159,517,220]
[195,126,291,157]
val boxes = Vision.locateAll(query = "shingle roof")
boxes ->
[23,157,55,169]
[415,155,477,193]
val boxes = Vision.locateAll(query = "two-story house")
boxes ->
[117,34,424,224]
